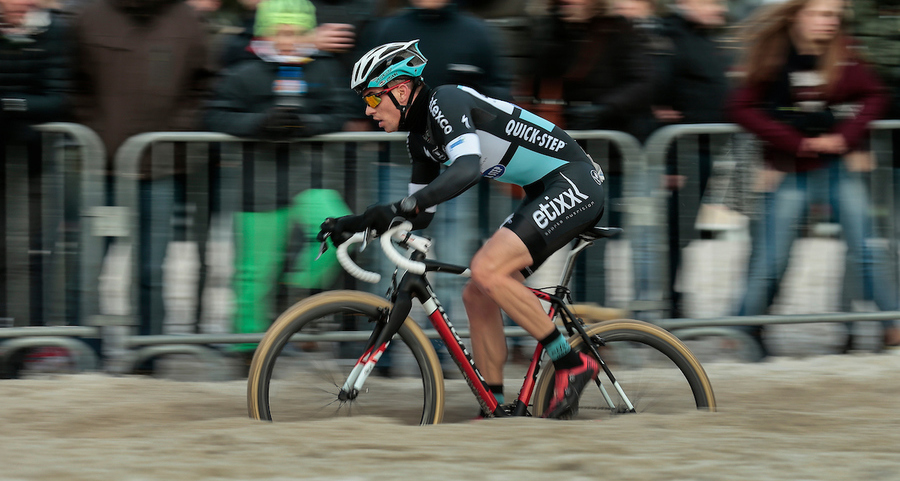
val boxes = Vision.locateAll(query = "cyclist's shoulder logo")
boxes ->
[429,96,453,135]
[483,165,505,179]
[590,169,604,186]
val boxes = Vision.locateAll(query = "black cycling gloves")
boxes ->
[317,199,426,246]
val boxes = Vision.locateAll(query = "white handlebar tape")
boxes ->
[336,232,381,283]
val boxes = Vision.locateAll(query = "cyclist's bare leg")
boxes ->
[462,282,506,385]
[464,227,556,385]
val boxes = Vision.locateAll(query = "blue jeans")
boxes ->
[736,161,897,330]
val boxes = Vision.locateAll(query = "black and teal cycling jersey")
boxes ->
[407,85,602,202]
[403,84,606,273]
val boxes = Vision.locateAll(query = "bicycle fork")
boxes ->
[338,276,417,401]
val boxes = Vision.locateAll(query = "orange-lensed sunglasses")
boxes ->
[362,79,412,108]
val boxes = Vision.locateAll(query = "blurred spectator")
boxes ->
[187,0,242,72]
[612,0,671,141]
[461,0,530,19]
[308,0,378,72]
[528,0,652,311]
[70,0,212,362]
[850,0,900,119]
[1,0,71,327]
[307,0,379,129]
[654,0,731,125]
[728,0,900,356]
[846,0,900,350]
[357,0,513,101]
[219,0,268,69]
[654,0,733,318]
[611,0,674,314]
[534,0,652,132]
[204,0,353,366]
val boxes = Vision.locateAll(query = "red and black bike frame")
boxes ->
[359,249,589,418]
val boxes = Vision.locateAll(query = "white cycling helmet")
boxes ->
[351,39,428,94]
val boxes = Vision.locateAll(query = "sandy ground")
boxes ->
[2,353,899,481]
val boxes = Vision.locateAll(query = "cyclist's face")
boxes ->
[362,82,412,133]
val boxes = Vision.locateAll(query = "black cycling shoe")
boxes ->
[543,352,599,419]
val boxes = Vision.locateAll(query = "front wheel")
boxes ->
[533,319,716,419]
[247,291,445,425]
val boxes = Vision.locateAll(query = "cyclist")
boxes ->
[319,40,606,418]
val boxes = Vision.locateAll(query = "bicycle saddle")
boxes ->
[578,226,623,241]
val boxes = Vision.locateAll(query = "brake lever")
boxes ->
[359,227,374,252]
[314,235,330,261]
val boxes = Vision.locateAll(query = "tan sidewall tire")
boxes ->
[247,290,445,424]
[533,319,716,417]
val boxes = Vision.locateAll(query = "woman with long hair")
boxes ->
[729,0,900,355]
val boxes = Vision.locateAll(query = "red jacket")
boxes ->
[727,50,888,172]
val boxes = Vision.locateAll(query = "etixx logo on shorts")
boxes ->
[531,173,590,229]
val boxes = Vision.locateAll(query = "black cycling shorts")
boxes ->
[502,161,605,276]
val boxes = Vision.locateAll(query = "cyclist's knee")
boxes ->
[462,279,489,305]
[469,261,498,290]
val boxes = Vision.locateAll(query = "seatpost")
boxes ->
[556,238,593,294]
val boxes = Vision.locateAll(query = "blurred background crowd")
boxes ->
[4,0,900,376]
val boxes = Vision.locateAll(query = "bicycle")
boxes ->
[247,221,716,424]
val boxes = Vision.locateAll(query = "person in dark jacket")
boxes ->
[71,0,212,363]
[529,0,653,311]
[654,0,731,125]
[1,0,71,327]
[535,0,653,133]
[308,0,378,78]
[728,0,899,356]
[612,0,671,141]
[356,0,513,101]
[204,0,353,362]
[653,0,733,318]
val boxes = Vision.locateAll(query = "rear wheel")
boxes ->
[248,291,445,425]
[533,319,716,419]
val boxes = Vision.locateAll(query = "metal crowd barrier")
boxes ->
[9,120,900,376]
[644,122,900,352]
[0,123,107,376]
[110,129,647,373]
